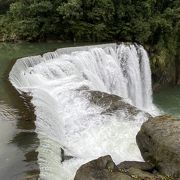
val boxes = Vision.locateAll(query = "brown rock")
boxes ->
[136,115,180,179]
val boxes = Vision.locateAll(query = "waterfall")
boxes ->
[9,43,157,180]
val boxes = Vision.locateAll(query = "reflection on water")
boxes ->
[12,132,39,151]
[0,102,25,180]
[0,100,39,180]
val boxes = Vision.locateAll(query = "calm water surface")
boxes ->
[0,42,179,179]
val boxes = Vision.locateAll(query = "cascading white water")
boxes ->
[9,43,157,180]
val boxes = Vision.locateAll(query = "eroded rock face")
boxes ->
[136,115,180,179]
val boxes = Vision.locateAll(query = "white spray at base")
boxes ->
[9,43,158,180]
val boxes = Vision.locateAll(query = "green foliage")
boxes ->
[0,0,15,14]
[0,0,178,44]
[57,0,83,20]
[0,0,64,41]
[56,0,114,42]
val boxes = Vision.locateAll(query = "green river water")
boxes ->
[0,42,179,180]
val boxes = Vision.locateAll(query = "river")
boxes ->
[0,42,82,180]
[0,42,179,180]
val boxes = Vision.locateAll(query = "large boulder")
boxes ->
[136,115,180,179]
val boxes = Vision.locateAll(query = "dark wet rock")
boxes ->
[82,90,151,118]
[61,148,73,162]
[118,161,155,172]
[136,115,180,179]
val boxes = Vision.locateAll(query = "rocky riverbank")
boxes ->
[74,115,180,180]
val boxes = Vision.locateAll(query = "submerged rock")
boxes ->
[82,90,151,118]
[136,115,180,179]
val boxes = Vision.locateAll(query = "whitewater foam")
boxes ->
[9,43,158,180]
